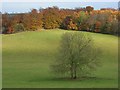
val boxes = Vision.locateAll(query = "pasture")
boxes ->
[2,29,118,88]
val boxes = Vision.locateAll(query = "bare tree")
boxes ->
[51,32,101,79]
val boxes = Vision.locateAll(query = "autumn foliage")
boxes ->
[2,6,119,35]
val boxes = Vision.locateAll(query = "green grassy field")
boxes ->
[2,29,118,88]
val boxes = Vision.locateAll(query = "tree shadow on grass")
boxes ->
[51,76,114,81]
[29,76,114,82]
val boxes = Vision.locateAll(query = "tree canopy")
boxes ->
[51,32,101,79]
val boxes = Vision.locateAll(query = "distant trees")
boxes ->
[13,23,25,33]
[109,19,118,35]
[76,11,89,31]
[86,6,94,14]
[22,9,43,31]
[2,13,14,34]
[52,32,100,79]
[29,9,43,30]
[42,7,61,29]
[61,16,77,30]
[61,11,89,31]
[22,13,32,31]
[1,6,119,35]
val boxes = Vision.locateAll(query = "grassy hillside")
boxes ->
[2,29,118,88]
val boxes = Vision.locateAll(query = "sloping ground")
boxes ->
[2,29,118,88]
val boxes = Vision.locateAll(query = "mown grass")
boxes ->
[2,29,118,88]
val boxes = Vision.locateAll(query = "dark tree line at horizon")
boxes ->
[1,6,120,35]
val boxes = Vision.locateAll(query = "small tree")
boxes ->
[52,32,100,79]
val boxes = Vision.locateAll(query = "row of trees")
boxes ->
[62,10,119,35]
[2,6,119,35]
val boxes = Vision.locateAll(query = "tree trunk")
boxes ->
[70,60,74,79]
[73,76,76,79]
[71,69,73,79]
[70,65,73,79]
[73,71,77,79]
[73,65,77,79]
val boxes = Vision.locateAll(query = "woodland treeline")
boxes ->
[1,6,120,35]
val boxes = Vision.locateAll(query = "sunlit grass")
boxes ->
[2,29,118,88]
